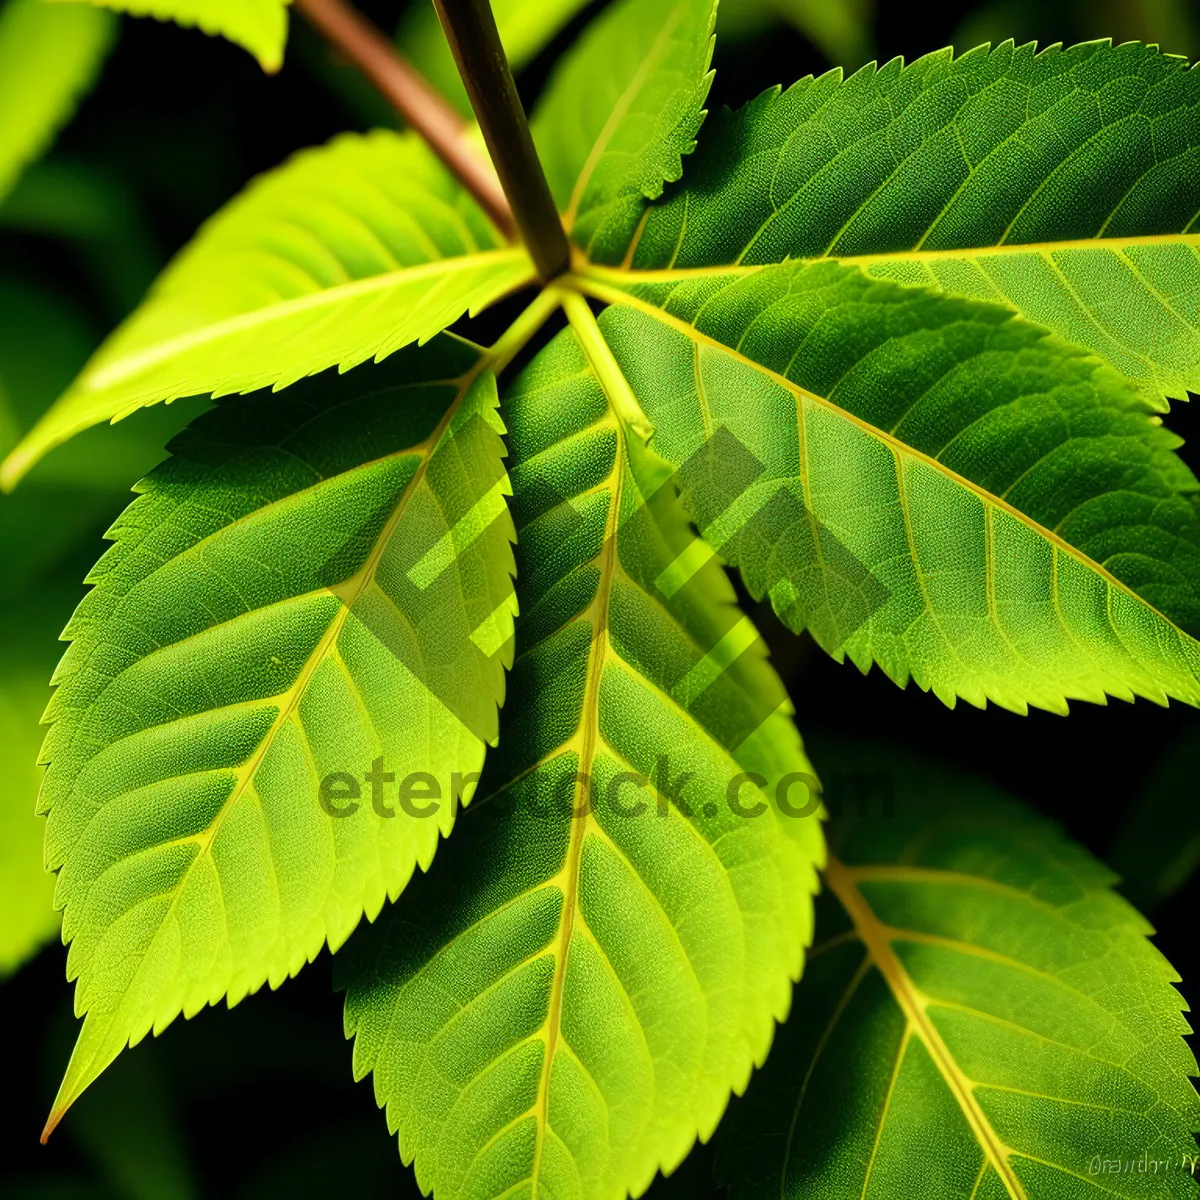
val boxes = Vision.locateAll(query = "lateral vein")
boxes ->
[824,854,1029,1200]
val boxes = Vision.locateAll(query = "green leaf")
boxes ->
[717,741,1200,1199]
[1110,718,1200,909]
[0,276,208,985]
[531,0,717,259]
[573,259,1200,713]
[0,660,58,979]
[399,0,593,118]
[613,40,1200,406]
[39,335,517,1133]
[338,315,824,1200]
[0,131,533,489]
[46,0,290,72]
[0,0,116,205]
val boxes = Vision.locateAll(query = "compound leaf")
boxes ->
[718,742,1200,1199]
[612,41,1200,406]
[339,316,824,1200]
[0,0,116,206]
[47,0,290,71]
[532,0,717,259]
[2,131,533,488]
[576,259,1200,712]
[40,335,516,1134]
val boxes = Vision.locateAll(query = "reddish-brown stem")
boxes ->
[293,0,514,236]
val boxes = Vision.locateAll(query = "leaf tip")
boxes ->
[39,1107,64,1145]
[253,29,286,76]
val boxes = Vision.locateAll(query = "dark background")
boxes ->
[2,1,1199,1196]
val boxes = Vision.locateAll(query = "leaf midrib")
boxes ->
[518,296,732,1195]
[574,272,1194,641]
[526,336,631,1200]
[584,231,1200,283]
[81,248,531,392]
[824,854,1029,1200]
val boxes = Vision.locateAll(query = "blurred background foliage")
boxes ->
[2,0,1199,1196]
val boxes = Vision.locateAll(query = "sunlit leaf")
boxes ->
[1,131,532,489]
[339,317,823,1200]
[40,336,516,1132]
[576,259,1200,712]
[610,41,1200,406]
[532,0,717,258]
[719,741,1200,1199]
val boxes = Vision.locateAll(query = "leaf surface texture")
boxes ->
[718,743,1200,1199]
[40,336,516,1129]
[340,321,824,1200]
[2,131,532,487]
[611,41,1200,405]
[580,259,1200,712]
[532,0,717,258]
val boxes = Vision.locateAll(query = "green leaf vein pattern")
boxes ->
[532,0,717,260]
[580,259,1200,712]
[614,40,1200,405]
[2,131,532,488]
[718,747,1200,1199]
[341,322,824,1200]
[39,336,516,1132]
